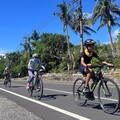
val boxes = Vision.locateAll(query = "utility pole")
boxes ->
[73,0,84,53]
[79,0,83,53]
[25,37,31,59]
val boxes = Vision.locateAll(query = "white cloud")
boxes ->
[112,29,120,38]
[0,48,11,56]
[83,12,92,18]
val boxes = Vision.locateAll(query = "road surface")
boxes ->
[0,79,120,120]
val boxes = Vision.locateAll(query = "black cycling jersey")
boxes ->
[80,51,98,65]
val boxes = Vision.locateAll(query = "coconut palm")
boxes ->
[71,0,84,52]
[92,0,120,57]
[31,30,40,42]
[71,0,96,52]
[69,12,96,43]
[54,0,72,60]
[30,30,40,49]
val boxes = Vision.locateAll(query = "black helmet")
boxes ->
[84,39,96,46]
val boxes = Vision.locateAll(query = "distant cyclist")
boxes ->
[4,66,11,80]
[79,39,113,99]
[26,53,45,90]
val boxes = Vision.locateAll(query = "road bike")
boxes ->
[27,69,44,100]
[73,65,120,114]
[4,75,11,88]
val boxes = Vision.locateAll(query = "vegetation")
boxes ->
[0,32,120,78]
[0,0,120,78]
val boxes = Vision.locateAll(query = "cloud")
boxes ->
[0,48,10,56]
[112,29,120,38]
[83,12,92,18]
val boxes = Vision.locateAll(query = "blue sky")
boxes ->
[0,0,120,55]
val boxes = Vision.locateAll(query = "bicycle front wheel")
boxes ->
[98,78,120,114]
[7,79,11,88]
[73,78,87,106]
[28,82,34,97]
[35,78,43,100]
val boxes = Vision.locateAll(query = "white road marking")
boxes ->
[0,87,91,120]
[1,82,118,102]
[44,88,72,94]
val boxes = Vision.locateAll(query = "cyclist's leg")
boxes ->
[26,70,34,90]
[4,74,7,85]
[80,66,95,100]
[34,71,40,90]
[84,68,94,87]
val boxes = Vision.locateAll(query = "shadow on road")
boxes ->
[81,102,120,115]
[9,85,24,88]
[41,94,68,100]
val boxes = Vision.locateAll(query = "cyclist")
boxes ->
[79,39,113,99]
[4,66,11,81]
[26,53,45,90]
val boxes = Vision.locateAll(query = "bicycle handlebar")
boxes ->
[92,65,114,69]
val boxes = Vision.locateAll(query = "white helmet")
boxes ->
[32,53,38,58]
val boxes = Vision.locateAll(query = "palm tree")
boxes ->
[92,0,120,57]
[71,0,84,52]
[69,11,96,44]
[31,30,40,42]
[54,0,72,60]
[20,36,31,59]
[30,30,40,49]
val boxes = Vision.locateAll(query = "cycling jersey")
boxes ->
[28,57,42,71]
[4,67,10,74]
[80,49,98,65]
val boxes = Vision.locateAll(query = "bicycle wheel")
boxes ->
[4,79,7,87]
[98,78,120,114]
[73,78,87,106]
[35,78,43,100]
[28,82,34,97]
[7,79,11,88]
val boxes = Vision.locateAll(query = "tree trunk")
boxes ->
[107,24,116,57]
[65,25,72,60]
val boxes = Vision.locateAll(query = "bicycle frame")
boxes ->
[90,65,104,92]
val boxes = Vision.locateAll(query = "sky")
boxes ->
[0,0,120,55]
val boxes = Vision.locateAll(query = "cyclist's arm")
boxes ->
[38,60,45,70]
[81,57,87,67]
[97,56,113,66]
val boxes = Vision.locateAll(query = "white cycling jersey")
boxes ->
[28,57,42,71]
[4,67,10,74]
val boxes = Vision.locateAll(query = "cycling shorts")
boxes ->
[79,66,86,75]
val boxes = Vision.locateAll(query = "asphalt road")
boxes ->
[0,79,120,120]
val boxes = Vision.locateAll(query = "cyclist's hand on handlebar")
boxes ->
[107,63,114,67]
[41,65,46,71]
[86,64,92,68]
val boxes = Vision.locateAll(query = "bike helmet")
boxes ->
[32,53,38,58]
[84,39,96,46]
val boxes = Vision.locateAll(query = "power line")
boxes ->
[14,0,72,52]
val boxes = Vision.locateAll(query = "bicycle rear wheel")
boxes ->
[4,79,7,87]
[4,79,11,88]
[73,78,87,106]
[98,78,120,114]
[35,78,43,100]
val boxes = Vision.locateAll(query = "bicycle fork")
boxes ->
[101,81,111,97]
